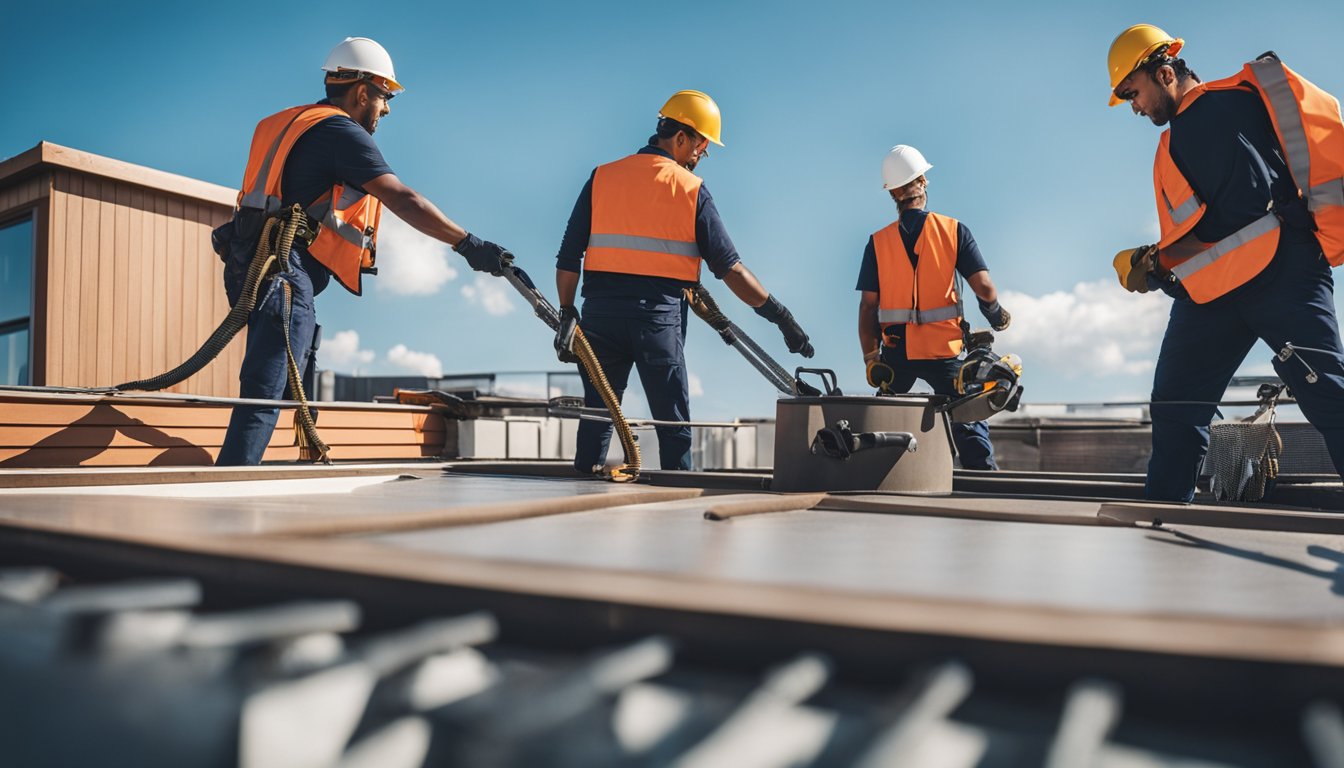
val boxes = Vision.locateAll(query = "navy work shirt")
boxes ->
[1168,88,1319,272]
[853,208,989,293]
[279,100,393,296]
[556,146,742,314]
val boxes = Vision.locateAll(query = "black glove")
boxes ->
[454,233,514,275]
[754,295,815,358]
[978,298,1011,331]
[555,305,580,364]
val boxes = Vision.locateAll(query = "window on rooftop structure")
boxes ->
[0,215,33,386]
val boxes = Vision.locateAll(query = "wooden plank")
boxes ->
[0,464,440,490]
[95,180,116,385]
[0,401,444,430]
[35,143,236,207]
[111,184,131,383]
[164,196,184,391]
[126,186,145,384]
[45,180,64,384]
[79,177,101,387]
[0,424,442,450]
[181,202,206,394]
[151,194,167,376]
[0,443,439,467]
[63,175,84,386]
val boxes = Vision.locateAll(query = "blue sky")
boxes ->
[6,0,1344,419]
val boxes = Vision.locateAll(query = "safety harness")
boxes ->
[114,205,330,462]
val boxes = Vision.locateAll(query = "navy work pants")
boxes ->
[574,300,693,472]
[879,343,997,470]
[216,262,318,466]
[1147,240,1344,501]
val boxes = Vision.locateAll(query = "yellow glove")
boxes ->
[865,350,895,391]
[1113,244,1159,293]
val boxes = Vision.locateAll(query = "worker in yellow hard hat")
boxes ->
[1107,24,1344,500]
[552,90,813,474]
[215,38,515,465]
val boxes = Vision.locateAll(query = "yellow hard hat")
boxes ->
[659,90,724,146]
[1107,24,1183,106]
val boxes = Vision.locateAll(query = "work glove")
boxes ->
[555,305,581,364]
[978,298,1011,331]
[454,233,514,275]
[1113,244,1158,294]
[754,295,815,358]
[865,349,895,392]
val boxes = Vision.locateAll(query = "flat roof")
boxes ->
[0,141,236,207]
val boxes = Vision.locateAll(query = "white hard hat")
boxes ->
[322,37,404,94]
[881,145,933,190]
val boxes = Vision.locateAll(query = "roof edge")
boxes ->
[0,141,237,208]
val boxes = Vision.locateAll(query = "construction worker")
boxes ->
[1108,24,1344,500]
[554,90,814,473]
[856,145,1011,471]
[215,38,513,465]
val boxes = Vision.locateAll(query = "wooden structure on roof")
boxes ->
[0,142,240,397]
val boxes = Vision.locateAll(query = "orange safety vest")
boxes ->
[874,212,964,360]
[586,153,703,281]
[1153,54,1344,303]
[237,105,383,296]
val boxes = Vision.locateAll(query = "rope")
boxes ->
[572,326,640,482]
[280,280,329,463]
[114,212,293,392]
[113,204,329,463]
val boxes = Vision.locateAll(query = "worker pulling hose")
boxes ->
[684,283,821,397]
[113,205,330,462]
[501,264,640,482]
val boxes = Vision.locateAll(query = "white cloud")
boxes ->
[459,274,517,316]
[374,211,458,295]
[688,372,705,397]
[386,344,444,378]
[321,329,375,373]
[993,279,1169,381]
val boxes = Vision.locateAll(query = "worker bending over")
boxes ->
[554,90,814,473]
[1108,23,1344,500]
[856,145,1011,470]
[215,38,513,465]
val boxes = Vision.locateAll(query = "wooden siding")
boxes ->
[45,169,240,396]
[0,394,446,468]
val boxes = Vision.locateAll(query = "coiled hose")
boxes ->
[114,205,329,463]
[572,327,639,482]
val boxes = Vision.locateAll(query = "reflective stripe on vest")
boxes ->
[1168,212,1280,281]
[586,153,703,281]
[876,304,963,325]
[873,212,964,360]
[1164,187,1202,226]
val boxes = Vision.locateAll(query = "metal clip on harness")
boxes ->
[501,265,639,482]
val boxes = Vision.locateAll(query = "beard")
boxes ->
[1148,91,1179,126]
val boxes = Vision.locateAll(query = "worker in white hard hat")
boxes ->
[855,145,1011,470]
[216,37,514,465]
[552,90,814,474]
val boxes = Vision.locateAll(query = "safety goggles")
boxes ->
[325,69,403,98]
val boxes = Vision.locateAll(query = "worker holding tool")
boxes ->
[553,90,814,473]
[214,37,514,465]
[855,145,1011,471]
[1107,23,1344,500]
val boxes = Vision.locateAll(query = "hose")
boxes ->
[571,328,639,482]
[115,208,303,392]
[114,205,329,462]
